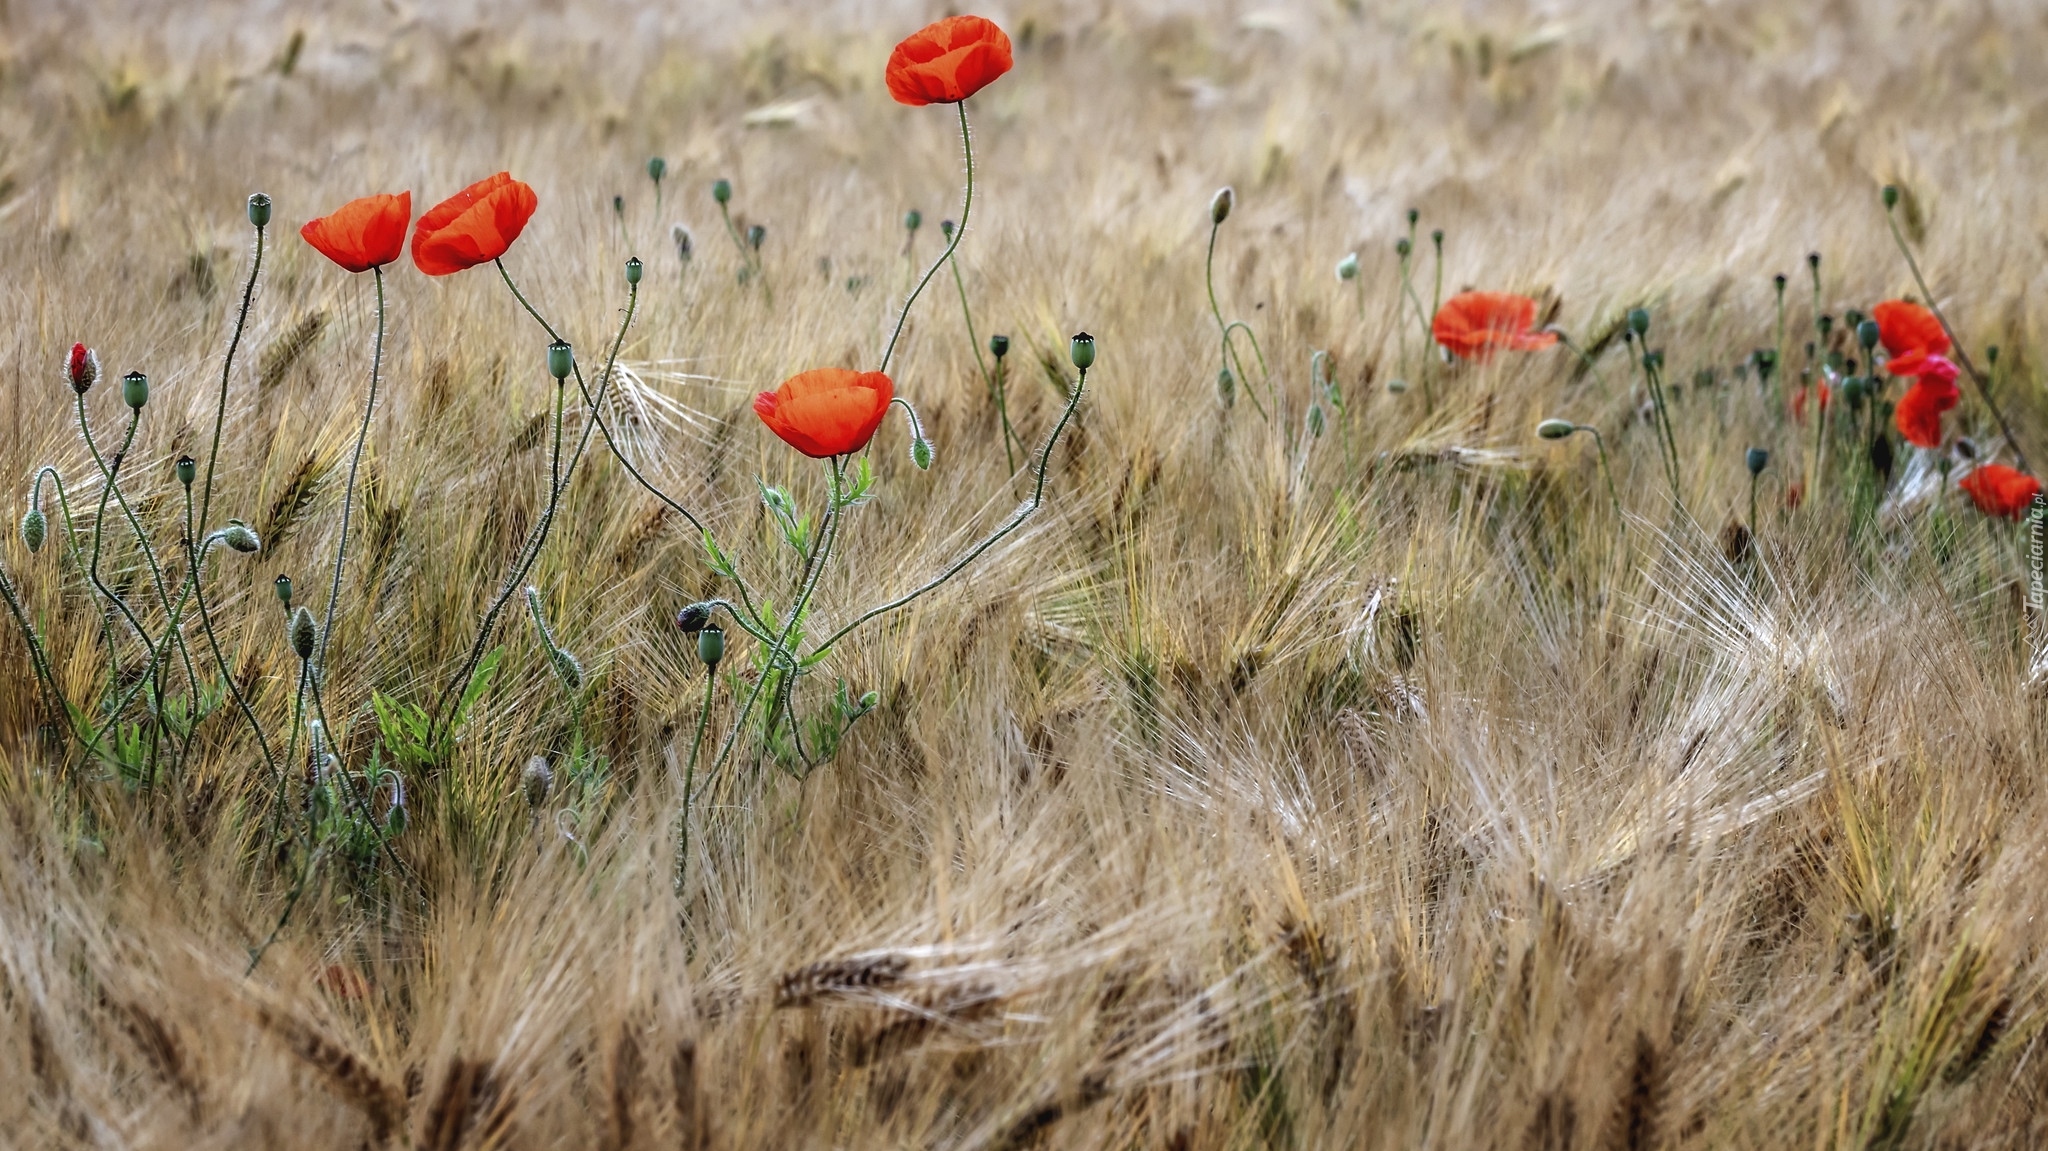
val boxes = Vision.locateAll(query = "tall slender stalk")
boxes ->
[318,266,387,674]
[1205,220,1270,420]
[186,527,279,780]
[882,102,976,376]
[201,219,266,532]
[674,664,716,892]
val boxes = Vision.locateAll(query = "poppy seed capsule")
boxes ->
[175,455,196,488]
[1857,320,1880,350]
[747,224,765,251]
[1882,185,1899,209]
[989,334,1009,359]
[1627,308,1650,337]
[676,602,713,633]
[290,605,316,660]
[1808,251,1821,271]
[1536,419,1576,440]
[1746,447,1769,475]
[1336,253,1359,281]
[712,178,732,204]
[904,209,921,232]
[221,521,261,554]
[247,192,272,229]
[1395,237,1411,258]
[1070,332,1095,371]
[21,508,46,553]
[121,371,148,410]
[697,623,725,667]
[1209,187,1233,225]
[647,156,667,183]
[523,755,553,809]
[1773,273,1787,290]
[547,340,573,381]
[1406,208,1419,227]
[940,219,955,240]
[625,256,643,285]
[274,574,293,607]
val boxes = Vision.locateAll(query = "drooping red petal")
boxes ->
[1872,299,1949,361]
[1893,380,1953,448]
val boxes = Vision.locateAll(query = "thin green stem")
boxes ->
[675,664,716,892]
[1581,427,1622,519]
[948,253,1014,471]
[318,265,386,673]
[77,400,155,654]
[1206,222,1268,421]
[202,223,265,533]
[881,102,976,376]
[186,529,279,780]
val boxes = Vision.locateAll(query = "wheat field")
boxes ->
[3,0,2047,1147]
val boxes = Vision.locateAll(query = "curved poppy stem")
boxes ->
[0,562,85,747]
[809,362,1088,661]
[75,400,164,655]
[881,101,975,376]
[674,663,717,894]
[186,528,280,782]
[317,265,386,676]
[1205,222,1268,421]
[308,664,414,888]
[201,220,265,534]
[1883,203,2030,472]
[948,251,1014,471]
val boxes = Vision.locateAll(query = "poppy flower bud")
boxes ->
[697,622,725,667]
[940,219,955,241]
[858,689,879,712]
[989,334,1009,360]
[274,574,293,608]
[747,224,766,251]
[1818,314,1833,340]
[175,455,196,488]
[911,436,933,470]
[1746,447,1769,475]
[247,192,272,229]
[676,602,713,633]
[1209,187,1233,225]
[523,755,553,809]
[712,178,732,205]
[1218,367,1235,404]
[1536,418,1576,440]
[1395,237,1411,258]
[1882,185,1899,210]
[1406,208,1419,227]
[66,343,100,394]
[551,648,584,693]
[672,224,693,261]
[647,156,667,184]
[121,371,149,410]
[1336,253,1359,281]
[547,340,573,381]
[904,209,922,233]
[1857,320,1880,350]
[221,521,261,554]
[21,508,46,553]
[1844,308,1864,329]
[1430,228,1444,246]
[290,605,317,659]
[625,256,643,285]
[1306,403,1325,438]
[1070,332,1095,371]
[1842,377,1866,405]
[1808,251,1821,271]
[1772,273,1787,291]
[1627,308,1650,337]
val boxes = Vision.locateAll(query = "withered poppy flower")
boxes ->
[411,173,538,276]
[1959,463,2042,520]
[886,15,1013,106]
[1431,292,1559,360]
[1873,299,1950,377]
[301,192,412,273]
[754,368,894,458]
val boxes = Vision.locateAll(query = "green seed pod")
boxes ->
[274,574,293,607]
[989,334,1010,359]
[1746,447,1769,475]
[1857,320,1880,350]
[1218,367,1235,405]
[1882,185,1899,210]
[1069,332,1095,371]
[1406,208,1419,227]
[1772,273,1787,291]
[1627,308,1650,337]
[547,340,573,381]
[1306,404,1325,438]
[1430,228,1444,246]
[1844,308,1865,329]
[1536,419,1576,441]
[697,623,725,667]
[940,218,955,241]
[903,209,922,232]
[858,690,879,712]
[21,507,46,553]
[1642,350,1664,372]
[911,437,933,470]
[1818,314,1833,340]
[121,370,149,410]
[290,605,317,660]
[1336,253,1359,282]
[712,178,732,204]
[625,256,643,285]
[647,156,667,184]
[221,521,261,554]
[175,455,196,488]
[747,223,765,251]
[676,602,713,633]
[1395,237,1412,258]
[247,192,272,229]
[523,755,553,809]
[1842,377,1867,405]
[1209,186,1233,225]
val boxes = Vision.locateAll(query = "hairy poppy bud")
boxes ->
[940,218,958,242]
[1218,367,1235,405]
[747,223,765,251]
[1746,447,1769,475]
[1882,185,1899,210]
[547,340,573,381]
[911,437,933,470]
[1336,252,1359,281]
[989,334,1009,360]
[121,371,149,410]
[712,178,732,204]
[1395,237,1411,258]
[1209,186,1233,225]
[676,601,713,633]
[290,605,316,659]
[1536,418,1576,440]
[66,343,99,394]
[175,455,196,488]
[221,521,261,554]
[1070,332,1095,371]
[625,256,643,285]
[672,224,693,261]
[274,574,293,607]
[647,156,667,184]
[523,755,553,809]
[1306,403,1325,438]
[1857,319,1880,350]
[904,209,921,232]
[247,193,272,229]
[21,508,45,553]
[1627,308,1650,337]
[551,648,584,693]
[697,622,725,667]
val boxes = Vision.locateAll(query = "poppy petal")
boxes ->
[412,173,538,276]
[755,369,894,458]
[886,16,1013,106]
[301,192,412,273]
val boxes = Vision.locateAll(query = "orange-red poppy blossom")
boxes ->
[1893,379,1959,448]
[1431,292,1558,359]
[1873,299,1950,377]
[885,16,1013,106]
[1959,463,2042,520]
[300,192,412,273]
[411,173,538,276]
[754,369,894,458]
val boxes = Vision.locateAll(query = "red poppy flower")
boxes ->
[1873,300,1950,377]
[1792,381,1832,423]
[1431,292,1558,360]
[301,192,412,273]
[1893,379,1959,449]
[411,173,538,276]
[885,16,1013,106]
[1959,463,2042,520]
[754,368,894,457]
